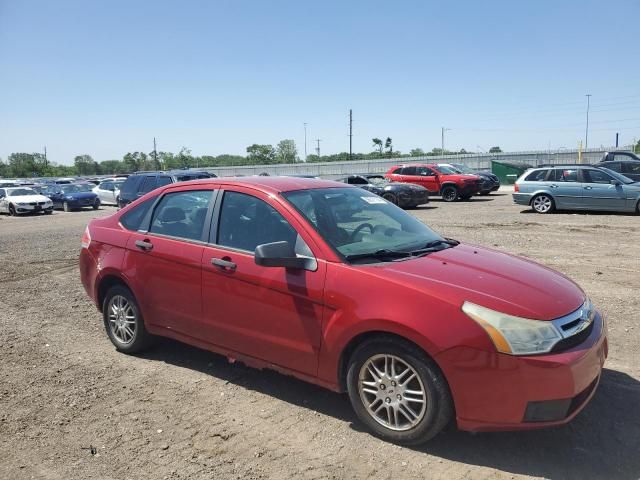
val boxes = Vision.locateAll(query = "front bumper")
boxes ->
[15,203,53,214]
[435,311,607,432]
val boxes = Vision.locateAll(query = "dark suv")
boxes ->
[598,151,640,182]
[118,170,214,208]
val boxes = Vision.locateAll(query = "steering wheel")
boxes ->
[350,223,375,242]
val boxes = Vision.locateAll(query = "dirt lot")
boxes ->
[1,191,639,480]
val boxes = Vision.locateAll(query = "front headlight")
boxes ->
[17,202,28,206]
[462,301,562,355]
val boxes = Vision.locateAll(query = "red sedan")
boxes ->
[79,177,607,444]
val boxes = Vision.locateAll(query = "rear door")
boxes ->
[550,168,584,208]
[581,169,626,210]
[125,187,216,334]
[200,187,325,376]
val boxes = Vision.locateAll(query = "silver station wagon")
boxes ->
[513,165,640,214]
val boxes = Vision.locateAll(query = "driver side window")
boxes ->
[217,191,312,256]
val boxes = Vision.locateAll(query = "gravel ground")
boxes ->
[1,191,639,480]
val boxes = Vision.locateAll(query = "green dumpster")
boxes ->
[491,161,533,185]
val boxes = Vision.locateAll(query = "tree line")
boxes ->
[0,138,507,178]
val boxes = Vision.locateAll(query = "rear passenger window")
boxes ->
[120,198,156,231]
[553,169,578,182]
[604,162,621,172]
[157,176,172,187]
[149,190,212,241]
[623,163,640,175]
[524,169,549,181]
[402,166,417,175]
[139,176,158,194]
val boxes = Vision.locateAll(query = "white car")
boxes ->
[92,178,126,206]
[0,186,54,215]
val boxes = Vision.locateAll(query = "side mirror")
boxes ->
[255,241,315,270]
[610,179,621,186]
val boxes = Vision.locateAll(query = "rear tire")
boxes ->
[382,193,398,205]
[102,285,153,354]
[531,193,555,214]
[346,337,453,445]
[63,201,71,212]
[441,186,458,202]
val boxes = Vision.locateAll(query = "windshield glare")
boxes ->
[8,188,36,196]
[283,187,443,260]
[60,185,84,194]
[433,165,457,174]
[367,176,388,186]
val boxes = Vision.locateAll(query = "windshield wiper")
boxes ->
[345,249,413,262]
[421,238,460,249]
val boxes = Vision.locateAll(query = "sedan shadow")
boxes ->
[520,209,637,216]
[138,340,639,480]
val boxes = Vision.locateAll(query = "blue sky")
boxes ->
[1,0,639,165]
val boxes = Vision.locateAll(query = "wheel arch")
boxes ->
[96,274,133,313]
[528,189,555,205]
[337,330,446,393]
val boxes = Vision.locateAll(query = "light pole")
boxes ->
[303,123,308,162]
[441,127,451,155]
[585,94,592,151]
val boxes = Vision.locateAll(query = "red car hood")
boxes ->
[368,244,585,320]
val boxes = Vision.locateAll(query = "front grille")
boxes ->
[28,202,36,206]
[551,320,595,352]
[38,201,46,206]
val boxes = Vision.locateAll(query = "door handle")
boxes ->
[211,257,237,271]
[135,239,153,251]
[584,186,593,190]
[549,184,558,188]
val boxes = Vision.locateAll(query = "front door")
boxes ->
[125,188,215,334]
[201,188,325,376]
[581,169,626,210]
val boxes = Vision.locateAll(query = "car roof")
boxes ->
[164,176,346,194]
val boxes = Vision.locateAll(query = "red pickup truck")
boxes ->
[385,164,482,202]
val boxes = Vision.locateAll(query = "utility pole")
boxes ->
[43,146,48,168]
[349,109,353,161]
[153,137,159,169]
[441,127,451,155]
[615,133,619,148]
[303,123,308,162]
[315,139,321,158]
[585,94,592,151]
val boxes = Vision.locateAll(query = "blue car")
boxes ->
[43,183,101,212]
[513,165,640,214]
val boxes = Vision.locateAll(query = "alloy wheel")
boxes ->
[442,187,457,202]
[358,354,427,431]
[533,195,552,213]
[107,295,136,344]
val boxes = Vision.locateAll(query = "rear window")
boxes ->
[120,198,156,231]
[139,176,158,194]
[553,169,579,182]
[120,176,142,196]
[524,169,549,181]
[623,162,640,175]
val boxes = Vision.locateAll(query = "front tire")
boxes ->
[531,193,555,214]
[8,204,16,216]
[441,186,458,202]
[103,285,153,353]
[346,337,453,445]
[63,201,71,212]
[92,199,100,210]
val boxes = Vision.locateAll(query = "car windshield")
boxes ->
[433,165,457,174]
[60,185,85,194]
[366,176,389,186]
[450,164,473,174]
[598,167,634,185]
[283,187,451,263]
[76,184,95,192]
[8,188,36,196]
